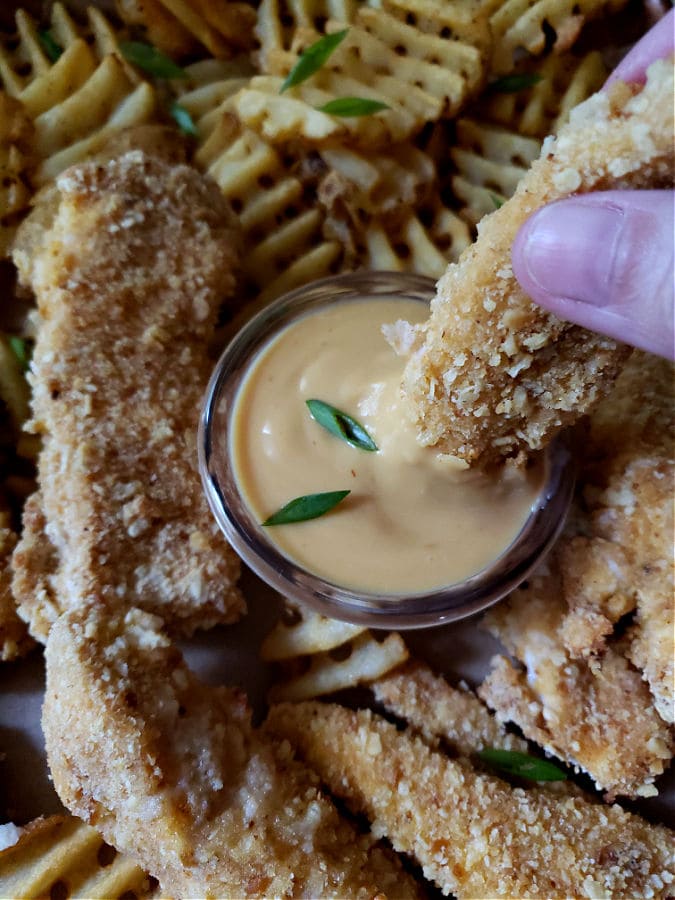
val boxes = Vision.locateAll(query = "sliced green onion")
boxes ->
[263,490,350,525]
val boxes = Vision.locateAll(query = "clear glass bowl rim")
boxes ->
[198,271,575,630]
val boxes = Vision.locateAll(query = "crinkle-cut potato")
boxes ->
[0,815,159,900]
[479,581,674,800]
[357,204,471,277]
[377,0,492,51]
[266,702,675,899]
[261,600,367,661]
[268,631,409,702]
[398,58,674,466]
[255,0,357,69]
[449,118,541,224]
[479,50,608,139]
[233,71,422,150]
[487,0,630,75]
[318,143,437,228]
[0,3,137,98]
[116,0,256,58]
[317,143,472,271]
[193,106,341,314]
[249,8,488,147]
[0,5,159,255]
[43,603,424,899]
[0,503,33,662]
[0,92,33,256]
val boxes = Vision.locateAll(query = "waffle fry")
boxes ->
[193,106,341,311]
[255,0,358,69]
[0,6,159,254]
[488,0,630,74]
[479,51,608,138]
[0,815,158,900]
[249,8,487,148]
[268,631,409,702]
[359,205,471,277]
[261,601,366,661]
[0,4,136,98]
[450,118,541,225]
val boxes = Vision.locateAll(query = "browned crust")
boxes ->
[0,505,33,661]
[266,701,675,899]
[479,585,673,799]
[11,151,245,638]
[43,602,423,899]
[399,57,674,465]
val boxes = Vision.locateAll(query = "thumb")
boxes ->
[512,191,674,359]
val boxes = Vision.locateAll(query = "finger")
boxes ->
[512,192,675,359]
[605,9,674,88]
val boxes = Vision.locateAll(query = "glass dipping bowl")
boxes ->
[199,272,575,630]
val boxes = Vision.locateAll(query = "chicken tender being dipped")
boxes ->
[11,151,245,638]
[396,57,674,466]
[43,602,424,899]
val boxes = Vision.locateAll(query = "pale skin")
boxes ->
[512,10,675,360]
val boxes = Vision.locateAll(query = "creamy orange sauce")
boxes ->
[230,297,543,594]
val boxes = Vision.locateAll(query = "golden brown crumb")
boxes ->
[43,603,423,899]
[580,353,675,723]
[266,701,675,899]
[398,58,674,465]
[11,151,245,639]
[479,585,673,799]
[372,659,527,756]
[0,504,33,661]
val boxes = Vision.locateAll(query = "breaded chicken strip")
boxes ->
[11,151,244,638]
[0,503,32,661]
[266,702,675,899]
[397,57,674,465]
[43,603,422,899]
[581,353,674,724]
[479,585,673,800]
[373,660,527,756]
[373,660,587,799]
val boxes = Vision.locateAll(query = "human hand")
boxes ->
[511,11,674,360]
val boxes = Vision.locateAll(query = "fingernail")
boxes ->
[521,201,626,306]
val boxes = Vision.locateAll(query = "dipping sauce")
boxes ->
[230,297,544,595]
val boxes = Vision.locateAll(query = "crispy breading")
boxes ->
[372,660,587,801]
[43,603,423,899]
[579,352,675,722]
[266,701,675,899]
[11,151,245,639]
[479,585,673,799]
[0,504,33,661]
[372,659,527,756]
[396,58,674,465]
[557,535,636,658]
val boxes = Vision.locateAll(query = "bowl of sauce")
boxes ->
[199,272,575,629]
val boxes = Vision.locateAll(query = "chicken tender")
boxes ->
[373,660,527,756]
[397,57,674,465]
[266,701,675,899]
[11,151,244,639]
[43,602,422,899]
[479,584,673,799]
[0,502,32,661]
